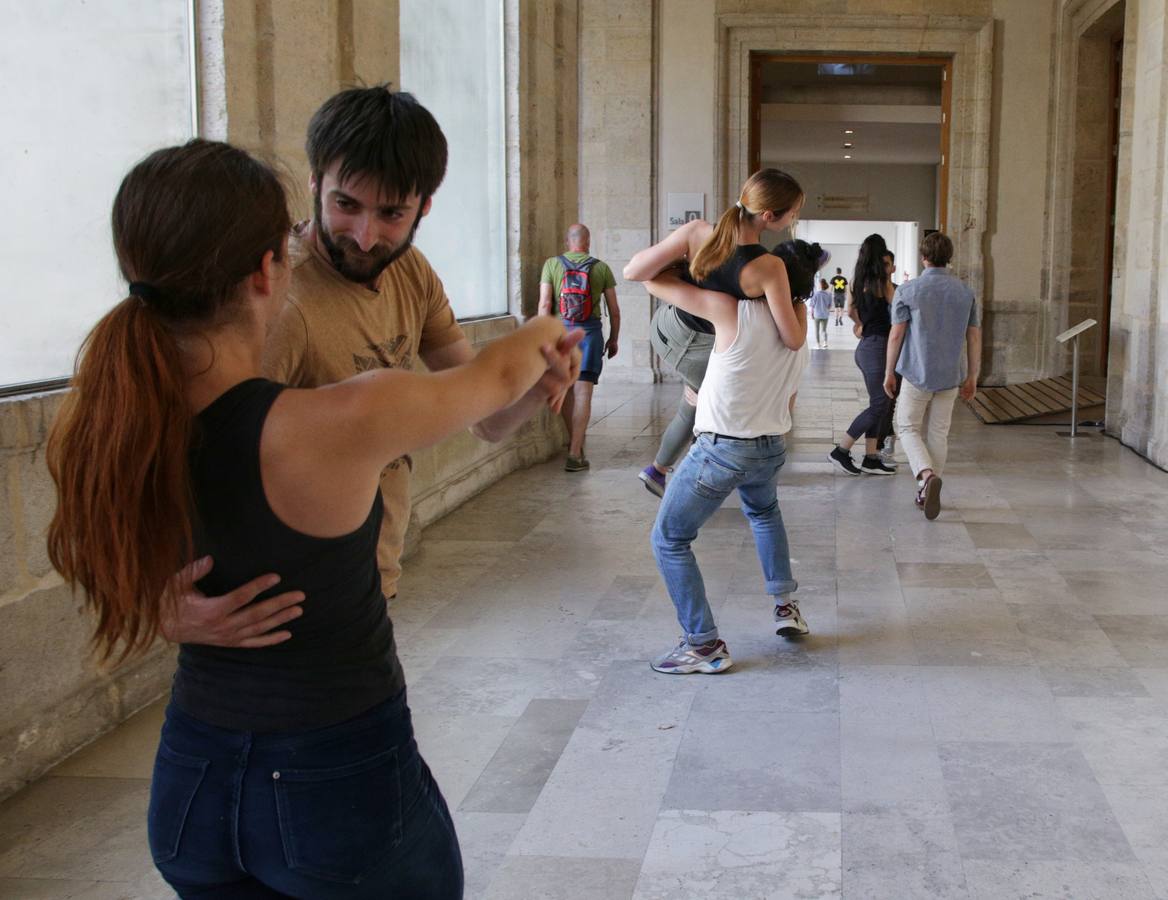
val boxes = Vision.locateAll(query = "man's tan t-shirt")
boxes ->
[262,226,465,597]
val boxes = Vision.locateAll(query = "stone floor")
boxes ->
[3,331,1168,899]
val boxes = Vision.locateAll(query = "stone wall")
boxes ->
[1105,0,1168,466]
[0,391,177,801]
[578,0,656,381]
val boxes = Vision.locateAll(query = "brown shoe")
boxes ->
[565,455,590,472]
[922,475,943,520]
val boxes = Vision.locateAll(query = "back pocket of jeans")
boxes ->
[148,743,209,864]
[273,746,402,884]
[695,454,745,499]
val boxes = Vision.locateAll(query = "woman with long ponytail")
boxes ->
[47,139,566,898]
[623,169,812,674]
[827,232,899,477]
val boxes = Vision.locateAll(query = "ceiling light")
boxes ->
[843,142,854,148]
[844,154,852,159]
[844,129,854,134]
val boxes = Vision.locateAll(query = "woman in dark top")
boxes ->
[828,233,898,476]
[46,140,568,899]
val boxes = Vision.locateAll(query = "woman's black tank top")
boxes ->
[855,287,893,337]
[172,378,404,732]
[676,244,769,334]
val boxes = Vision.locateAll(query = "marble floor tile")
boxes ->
[634,809,842,899]
[591,574,659,620]
[896,563,995,589]
[664,710,841,812]
[890,522,978,564]
[842,854,969,899]
[483,855,642,900]
[453,811,526,900]
[0,875,168,899]
[961,859,1157,900]
[460,699,590,814]
[1010,603,1130,666]
[507,662,696,860]
[1040,665,1151,698]
[1094,615,1168,666]
[922,667,1071,742]
[1056,697,1168,786]
[939,741,1135,862]
[0,777,152,882]
[963,521,1037,550]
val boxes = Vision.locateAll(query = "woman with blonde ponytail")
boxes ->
[47,139,568,898]
[623,169,811,675]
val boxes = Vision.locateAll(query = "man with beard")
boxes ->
[163,86,581,646]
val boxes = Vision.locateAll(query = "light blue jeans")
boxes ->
[651,432,797,644]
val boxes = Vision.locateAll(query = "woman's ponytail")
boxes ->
[47,298,194,663]
[689,204,743,283]
[690,168,804,284]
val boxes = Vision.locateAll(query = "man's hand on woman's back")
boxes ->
[161,556,304,648]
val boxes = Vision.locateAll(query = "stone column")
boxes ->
[578,0,656,381]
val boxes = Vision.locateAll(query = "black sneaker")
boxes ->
[860,455,896,476]
[828,446,862,476]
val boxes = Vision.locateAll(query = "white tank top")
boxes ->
[694,301,809,438]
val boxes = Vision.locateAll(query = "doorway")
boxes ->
[749,55,952,234]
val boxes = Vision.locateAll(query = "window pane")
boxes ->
[0,1,194,386]
[400,0,507,319]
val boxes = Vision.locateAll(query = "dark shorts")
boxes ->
[833,294,845,308]
[565,317,604,384]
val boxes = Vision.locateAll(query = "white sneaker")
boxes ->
[774,600,810,636]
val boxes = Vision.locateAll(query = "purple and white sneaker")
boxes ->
[638,465,666,498]
[650,638,733,674]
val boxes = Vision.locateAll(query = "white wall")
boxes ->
[0,1,194,385]
[779,162,938,227]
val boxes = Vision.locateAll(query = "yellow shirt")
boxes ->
[262,225,465,596]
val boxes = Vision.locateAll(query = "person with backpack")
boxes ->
[830,268,848,325]
[539,223,621,471]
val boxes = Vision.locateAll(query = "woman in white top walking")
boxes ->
[623,169,809,674]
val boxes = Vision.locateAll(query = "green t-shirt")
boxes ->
[540,252,615,321]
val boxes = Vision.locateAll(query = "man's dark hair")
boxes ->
[920,231,954,267]
[306,85,448,201]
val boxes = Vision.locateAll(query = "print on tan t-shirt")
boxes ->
[262,225,465,597]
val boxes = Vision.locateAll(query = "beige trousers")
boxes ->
[895,379,959,480]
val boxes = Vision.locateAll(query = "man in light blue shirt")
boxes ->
[883,232,982,520]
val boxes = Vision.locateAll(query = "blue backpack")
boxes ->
[557,255,597,323]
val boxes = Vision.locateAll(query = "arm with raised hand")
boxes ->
[623,220,706,281]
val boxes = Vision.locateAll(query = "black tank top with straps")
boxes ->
[675,244,770,334]
[173,378,404,732]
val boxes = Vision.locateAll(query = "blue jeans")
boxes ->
[651,433,797,644]
[149,689,463,899]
